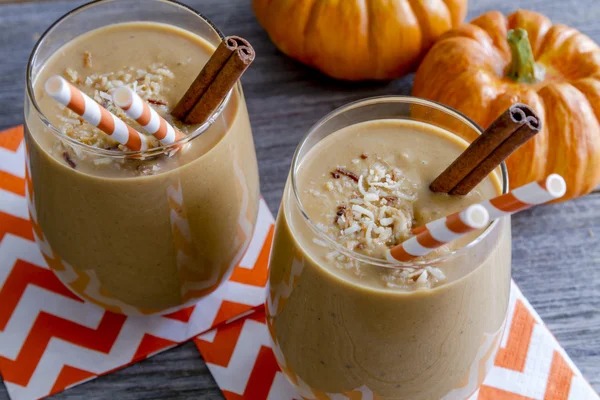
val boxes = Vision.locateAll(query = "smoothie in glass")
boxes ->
[267,97,511,400]
[25,0,259,314]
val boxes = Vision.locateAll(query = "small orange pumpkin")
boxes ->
[413,10,600,201]
[252,0,468,81]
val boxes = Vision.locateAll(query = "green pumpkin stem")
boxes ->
[506,28,544,84]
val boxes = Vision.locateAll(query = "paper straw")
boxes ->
[412,174,567,235]
[44,75,149,151]
[387,204,489,262]
[112,87,185,146]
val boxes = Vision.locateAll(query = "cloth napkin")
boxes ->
[0,126,598,400]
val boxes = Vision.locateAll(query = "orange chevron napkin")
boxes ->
[0,126,274,400]
[194,283,600,400]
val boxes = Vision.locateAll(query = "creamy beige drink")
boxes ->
[267,103,511,399]
[25,5,259,314]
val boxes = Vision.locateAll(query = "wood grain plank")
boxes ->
[0,0,64,4]
[0,0,598,399]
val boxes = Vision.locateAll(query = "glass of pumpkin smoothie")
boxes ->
[267,97,511,399]
[24,0,259,315]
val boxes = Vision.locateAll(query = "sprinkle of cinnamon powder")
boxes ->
[62,152,76,169]
[148,98,167,106]
[335,168,359,183]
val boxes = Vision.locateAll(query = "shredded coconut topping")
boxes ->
[56,55,183,150]
[309,155,450,288]
[381,266,447,289]
[324,160,418,258]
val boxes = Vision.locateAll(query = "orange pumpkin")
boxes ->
[413,10,600,201]
[252,0,468,81]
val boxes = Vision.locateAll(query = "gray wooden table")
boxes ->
[1,0,599,398]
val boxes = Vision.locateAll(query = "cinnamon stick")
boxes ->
[171,36,252,122]
[450,114,540,195]
[430,103,541,195]
[184,44,254,124]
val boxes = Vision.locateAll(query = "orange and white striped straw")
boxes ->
[387,204,490,262]
[112,87,185,146]
[44,75,149,151]
[412,174,567,235]
[479,174,566,220]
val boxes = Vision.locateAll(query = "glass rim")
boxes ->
[25,0,233,159]
[290,95,510,269]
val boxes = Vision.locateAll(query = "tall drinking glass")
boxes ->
[24,0,259,315]
[267,97,511,399]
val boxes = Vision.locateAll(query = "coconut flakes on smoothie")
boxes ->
[308,153,448,288]
[83,51,93,68]
[311,156,417,256]
[56,56,188,150]
[47,55,200,174]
